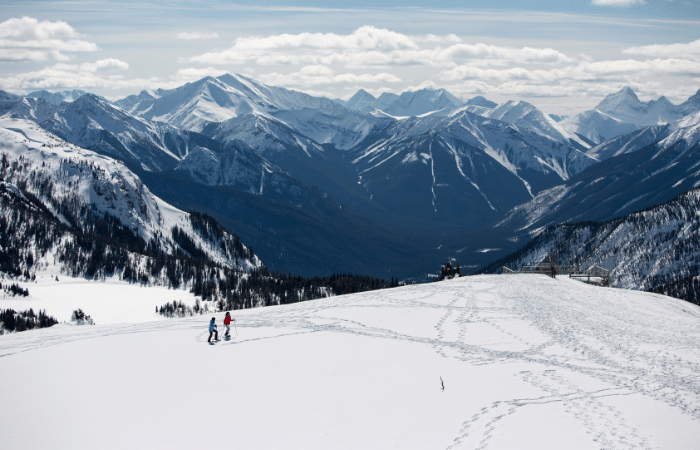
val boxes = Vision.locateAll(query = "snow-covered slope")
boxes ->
[349,109,598,225]
[484,100,589,149]
[0,118,262,271]
[39,94,222,172]
[660,110,700,152]
[1,275,698,449]
[585,124,671,161]
[560,109,639,144]
[271,108,391,150]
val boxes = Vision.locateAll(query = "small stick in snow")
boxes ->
[440,377,445,392]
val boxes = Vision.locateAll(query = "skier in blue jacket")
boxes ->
[208,317,219,343]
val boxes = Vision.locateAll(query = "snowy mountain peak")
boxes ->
[465,95,497,108]
[596,86,641,112]
[114,72,346,132]
[563,86,696,142]
[484,100,589,148]
[487,100,536,123]
[345,89,377,111]
[25,89,88,105]
[381,88,463,116]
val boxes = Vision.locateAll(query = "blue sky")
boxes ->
[1,0,699,114]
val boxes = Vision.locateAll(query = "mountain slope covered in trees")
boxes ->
[480,187,700,301]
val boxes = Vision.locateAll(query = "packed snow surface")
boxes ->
[1,275,699,449]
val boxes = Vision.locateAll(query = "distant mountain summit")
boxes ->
[561,86,700,143]
[114,73,344,132]
[465,96,497,108]
[340,87,465,117]
[25,89,88,105]
[341,89,378,112]
[382,88,463,116]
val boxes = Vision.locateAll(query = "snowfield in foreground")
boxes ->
[1,275,699,449]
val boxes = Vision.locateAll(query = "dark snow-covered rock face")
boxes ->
[498,111,700,235]
[348,109,598,227]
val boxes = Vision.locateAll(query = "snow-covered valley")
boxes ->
[1,274,699,449]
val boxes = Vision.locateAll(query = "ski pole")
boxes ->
[233,318,238,338]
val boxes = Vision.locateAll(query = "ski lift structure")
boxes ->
[502,262,610,287]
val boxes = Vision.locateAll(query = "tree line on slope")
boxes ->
[477,188,700,306]
[649,276,700,306]
[0,170,399,313]
[0,308,58,334]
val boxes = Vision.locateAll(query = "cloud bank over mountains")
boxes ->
[0,5,698,111]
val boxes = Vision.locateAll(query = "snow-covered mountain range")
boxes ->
[25,89,89,105]
[560,87,700,144]
[3,75,700,280]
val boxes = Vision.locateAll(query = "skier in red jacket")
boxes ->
[224,312,234,338]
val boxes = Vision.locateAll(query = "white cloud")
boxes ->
[0,16,97,61]
[419,34,461,44]
[173,67,227,83]
[0,62,159,93]
[441,58,700,85]
[437,43,573,64]
[624,39,700,61]
[591,0,645,6]
[188,26,573,69]
[177,32,220,40]
[257,65,401,87]
[80,58,129,72]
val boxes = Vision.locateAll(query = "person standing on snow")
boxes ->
[208,317,219,343]
[224,312,234,338]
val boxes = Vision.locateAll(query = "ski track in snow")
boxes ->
[1,275,699,449]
